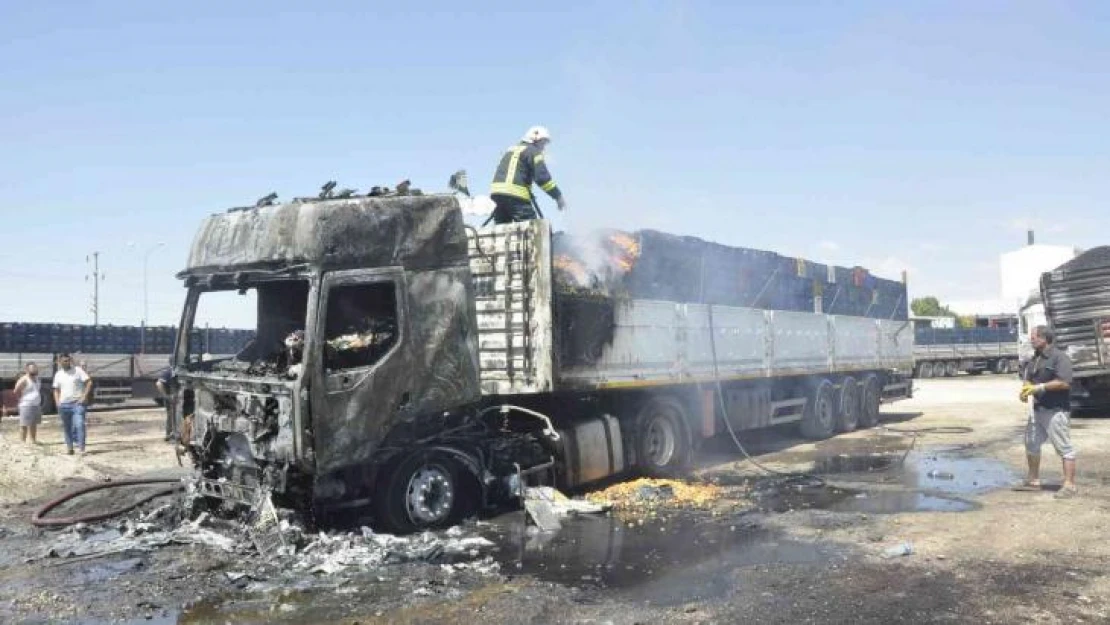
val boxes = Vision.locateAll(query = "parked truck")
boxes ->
[1040,247,1110,412]
[173,192,914,532]
[911,321,1020,378]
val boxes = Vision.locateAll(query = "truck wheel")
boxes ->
[993,359,1006,375]
[375,451,471,534]
[634,396,692,477]
[945,361,959,377]
[836,377,860,433]
[1008,359,1020,374]
[800,380,836,440]
[858,375,882,428]
[919,362,934,379]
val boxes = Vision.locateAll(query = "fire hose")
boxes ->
[31,478,184,528]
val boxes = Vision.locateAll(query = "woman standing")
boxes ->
[13,362,42,444]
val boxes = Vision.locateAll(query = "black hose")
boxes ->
[705,305,826,483]
[31,479,184,528]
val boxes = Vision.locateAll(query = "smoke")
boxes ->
[552,229,640,292]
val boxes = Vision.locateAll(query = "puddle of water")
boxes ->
[483,513,834,600]
[74,557,145,584]
[805,448,1018,496]
[753,480,976,514]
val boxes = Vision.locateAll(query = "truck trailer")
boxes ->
[911,324,1020,378]
[173,193,913,532]
[1041,247,1110,412]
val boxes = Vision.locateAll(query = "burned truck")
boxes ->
[174,193,913,532]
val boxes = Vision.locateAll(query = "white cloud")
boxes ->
[818,240,840,252]
[917,242,946,253]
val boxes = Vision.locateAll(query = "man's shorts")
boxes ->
[19,405,42,426]
[1025,407,1076,460]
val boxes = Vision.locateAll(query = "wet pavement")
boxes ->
[482,512,839,599]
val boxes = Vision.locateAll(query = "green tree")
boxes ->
[910,296,957,318]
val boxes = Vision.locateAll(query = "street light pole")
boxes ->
[130,242,165,353]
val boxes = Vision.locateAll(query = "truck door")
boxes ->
[312,268,416,476]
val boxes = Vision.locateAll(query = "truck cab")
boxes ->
[174,194,519,528]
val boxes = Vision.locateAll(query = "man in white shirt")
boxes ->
[52,353,92,456]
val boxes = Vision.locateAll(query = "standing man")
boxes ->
[13,363,43,444]
[155,361,177,442]
[52,353,92,456]
[1017,325,1077,498]
[489,126,567,224]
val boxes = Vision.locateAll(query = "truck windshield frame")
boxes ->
[177,276,313,375]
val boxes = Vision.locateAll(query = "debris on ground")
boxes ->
[881,541,914,559]
[296,527,497,576]
[585,478,723,512]
[522,487,611,532]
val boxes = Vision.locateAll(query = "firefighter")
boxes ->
[490,126,566,224]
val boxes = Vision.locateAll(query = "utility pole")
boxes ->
[86,252,102,325]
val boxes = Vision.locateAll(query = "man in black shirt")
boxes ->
[1017,325,1077,498]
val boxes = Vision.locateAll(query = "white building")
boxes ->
[999,233,1078,314]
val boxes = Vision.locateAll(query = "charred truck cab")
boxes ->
[177,192,913,533]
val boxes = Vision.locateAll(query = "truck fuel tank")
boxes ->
[556,414,625,489]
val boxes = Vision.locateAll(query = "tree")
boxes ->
[910,296,957,318]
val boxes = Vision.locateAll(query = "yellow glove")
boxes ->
[1019,383,1035,403]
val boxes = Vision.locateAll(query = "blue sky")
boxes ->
[2,1,1107,327]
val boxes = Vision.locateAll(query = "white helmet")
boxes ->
[522,126,552,144]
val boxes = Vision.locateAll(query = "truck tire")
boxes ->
[375,451,472,534]
[1008,359,1020,374]
[800,380,836,440]
[918,362,935,379]
[993,359,1007,375]
[945,361,959,377]
[836,377,860,433]
[858,375,882,428]
[633,396,692,477]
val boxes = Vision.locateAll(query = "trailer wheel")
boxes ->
[918,362,934,379]
[375,451,472,534]
[945,361,959,377]
[800,380,836,440]
[1007,359,1020,374]
[634,396,692,477]
[857,375,882,428]
[836,377,860,433]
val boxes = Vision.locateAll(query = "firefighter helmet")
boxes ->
[522,126,552,144]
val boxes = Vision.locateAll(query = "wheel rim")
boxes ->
[643,412,678,467]
[405,463,455,526]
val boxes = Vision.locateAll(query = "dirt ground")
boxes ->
[1,377,1109,624]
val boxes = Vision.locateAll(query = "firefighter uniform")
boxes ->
[490,137,564,224]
